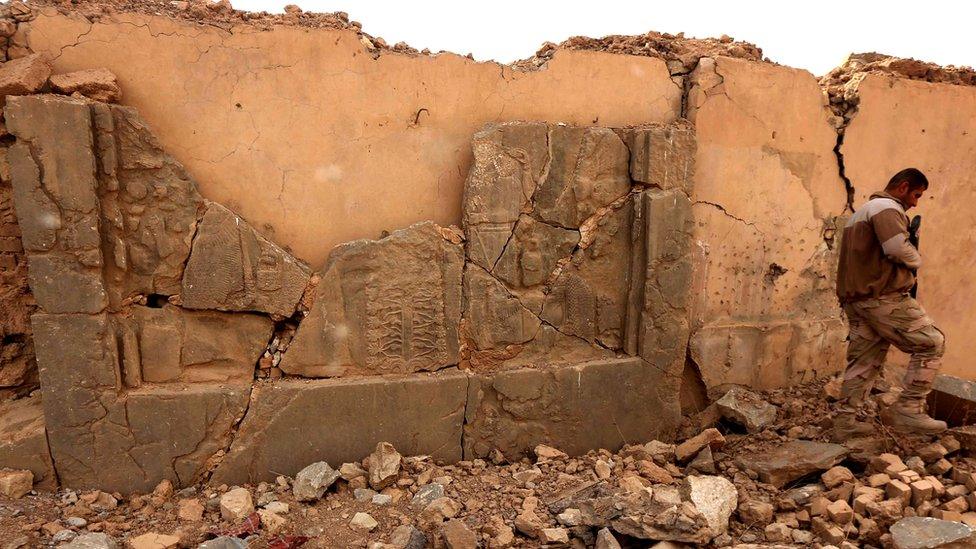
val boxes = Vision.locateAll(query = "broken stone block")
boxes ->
[462,122,549,270]
[0,394,56,490]
[615,123,696,193]
[890,516,976,549]
[826,499,854,524]
[219,487,254,522]
[682,475,737,538]
[120,305,272,385]
[463,358,681,460]
[6,95,107,313]
[928,374,976,427]
[181,202,311,317]
[0,53,51,98]
[715,386,777,433]
[293,461,340,502]
[34,313,251,492]
[534,125,630,228]
[281,222,462,377]
[441,519,478,549]
[49,68,121,103]
[675,428,726,462]
[736,440,848,488]
[212,370,467,485]
[0,468,31,498]
[367,442,402,490]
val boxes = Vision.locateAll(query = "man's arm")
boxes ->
[872,207,922,269]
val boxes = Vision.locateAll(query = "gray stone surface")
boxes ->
[181,202,311,317]
[281,222,463,378]
[60,533,119,549]
[293,461,340,502]
[736,440,848,488]
[890,516,976,549]
[211,370,468,485]
[463,358,681,460]
[715,386,777,433]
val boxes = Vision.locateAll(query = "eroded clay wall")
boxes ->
[842,75,976,379]
[20,8,681,266]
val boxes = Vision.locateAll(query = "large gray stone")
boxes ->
[181,202,311,317]
[736,440,848,488]
[890,516,976,549]
[211,370,468,485]
[281,222,463,378]
[463,358,681,460]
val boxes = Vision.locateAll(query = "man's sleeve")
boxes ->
[872,207,922,269]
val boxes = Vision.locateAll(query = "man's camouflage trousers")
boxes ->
[843,292,945,401]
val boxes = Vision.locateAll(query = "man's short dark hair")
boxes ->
[886,168,929,191]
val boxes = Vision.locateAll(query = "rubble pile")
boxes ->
[514,31,766,74]
[2,377,975,548]
[820,52,976,124]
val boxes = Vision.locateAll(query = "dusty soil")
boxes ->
[1,375,970,548]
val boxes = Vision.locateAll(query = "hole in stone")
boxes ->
[145,294,168,308]
[680,353,709,416]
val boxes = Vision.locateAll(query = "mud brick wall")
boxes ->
[0,1,974,494]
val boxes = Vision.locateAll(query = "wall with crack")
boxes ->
[840,74,976,379]
[18,6,682,266]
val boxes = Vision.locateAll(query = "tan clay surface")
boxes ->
[23,9,681,266]
[842,74,976,379]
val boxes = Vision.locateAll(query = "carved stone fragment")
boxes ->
[181,202,311,317]
[280,222,463,377]
[462,122,549,271]
[534,126,630,228]
[616,124,696,192]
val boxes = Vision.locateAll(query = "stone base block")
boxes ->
[463,358,681,461]
[211,370,469,485]
[0,394,56,490]
[929,374,976,427]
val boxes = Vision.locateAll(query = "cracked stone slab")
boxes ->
[0,393,57,491]
[118,304,272,386]
[280,222,462,378]
[615,123,696,193]
[463,357,681,461]
[181,201,311,317]
[534,126,631,228]
[211,370,468,486]
[33,312,250,492]
[462,122,549,271]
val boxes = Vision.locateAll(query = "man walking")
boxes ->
[834,168,946,438]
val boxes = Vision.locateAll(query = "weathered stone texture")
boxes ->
[181,202,311,317]
[616,124,696,193]
[49,67,121,103]
[463,358,681,460]
[6,95,107,313]
[842,75,976,379]
[119,305,271,385]
[212,370,468,485]
[281,222,462,378]
[0,53,51,98]
[0,394,56,490]
[686,57,848,391]
[33,313,250,492]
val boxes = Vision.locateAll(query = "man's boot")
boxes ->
[880,397,947,435]
[832,376,875,441]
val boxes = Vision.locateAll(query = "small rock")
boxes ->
[293,461,340,501]
[61,533,119,549]
[49,68,122,103]
[821,466,855,489]
[738,499,774,525]
[257,509,287,535]
[441,519,477,549]
[350,512,378,531]
[372,494,392,506]
[0,54,51,97]
[264,500,289,514]
[411,483,445,508]
[52,530,76,544]
[675,428,726,462]
[540,527,570,544]
[0,469,32,499]
[715,386,777,432]
[688,445,716,474]
[354,488,378,502]
[177,499,204,522]
[557,508,582,526]
[595,527,622,549]
[683,475,738,537]
[764,522,791,542]
[219,488,254,522]
[594,459,612,479]
[339,462,366,481]
[513,467,542,484]
[389,524,427,549]
[367,442,402,490]
[420,497,461,524]
[197,537,247,549]
[126,532,180,549]
[65,516,87,528]
[534,444,568,462]
[151,479,174,499]
[80,491,117,510]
